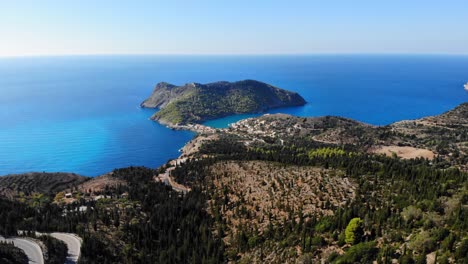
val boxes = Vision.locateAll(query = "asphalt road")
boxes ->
[16,231,82,264]
[157,162,191,193]
[49,233,82,264]
[0,235,44,264]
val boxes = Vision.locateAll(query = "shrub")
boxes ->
[345,218,363,245]
[409,230,436,254]
[334,241,378,263]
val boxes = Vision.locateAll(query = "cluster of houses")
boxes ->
[62,191,128,202]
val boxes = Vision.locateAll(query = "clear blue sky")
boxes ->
[1,0,468,56]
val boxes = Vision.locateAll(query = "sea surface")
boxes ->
[0,55,467,176]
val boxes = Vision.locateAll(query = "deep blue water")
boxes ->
[0,55,467,176]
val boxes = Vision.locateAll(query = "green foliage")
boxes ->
[409,230,436,254]
[345,218,363,245]
[0,242,28,264]
[1,166,225,264]
[2,108,468,263]
[247,235,259,249]
[153,102,185,124]
[455,239,468,260]
[401,205,423,225]
[0,199,36,235]
[78,234,120,264]
[315,217,334,233]
[152,80,305,124]
[440,233,456,252]
[333,241,378,264]
[182,133,468,262]
[308,147,349,159]
[38,235,68,264]
[89,167,225,263]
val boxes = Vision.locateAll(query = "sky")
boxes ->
[1,0,468,57]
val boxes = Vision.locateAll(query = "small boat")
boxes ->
[465,82,468,91]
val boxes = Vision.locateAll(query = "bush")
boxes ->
[440,233,456,252]
[333,241,378,263]
[401,206,422,226]
[409,231,436,254]
[345,218,363,245]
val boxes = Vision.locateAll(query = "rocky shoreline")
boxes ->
[162,121,218,134]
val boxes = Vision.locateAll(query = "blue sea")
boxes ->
[0,55,467,176]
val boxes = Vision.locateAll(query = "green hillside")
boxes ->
[141,80,306,125]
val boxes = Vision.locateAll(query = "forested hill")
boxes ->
[222,102,468,170]
[166,102,468,263]
[0,103,466,263]
[140,80,306,125]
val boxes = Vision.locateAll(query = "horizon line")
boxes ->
[1,52,468,59]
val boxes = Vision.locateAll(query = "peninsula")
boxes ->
[1,103,467,263]
[140,80,306,126]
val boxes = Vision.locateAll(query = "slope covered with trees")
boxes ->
[168,134,467,263]
[0,103,466,263]
[0,242,28,264]
[0,167,225,264]
[140,80,306,125]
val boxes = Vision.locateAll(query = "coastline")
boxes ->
[2,55,467,177]
[2,101,467,194]
[162,121,218,134]
[153,122,221,192]
[155,101,468,192]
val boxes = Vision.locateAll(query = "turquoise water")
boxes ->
[0,55,467,176]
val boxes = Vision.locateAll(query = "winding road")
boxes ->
[49,233,82,264]
[156,158,191,193]
[14,231,82,264]
[0,235,44,264]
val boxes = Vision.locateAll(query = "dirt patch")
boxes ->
[372,146,435,160]
[75,174,126,193]
[180,134,219,157]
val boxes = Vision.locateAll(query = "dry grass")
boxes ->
[180,134,219,157]
[205,160,357,263]
[0,172,88,198]
[74,173,126,193]
[208,160,356,239]
[371,145,435,160]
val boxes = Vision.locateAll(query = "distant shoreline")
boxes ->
[1,56,466,176]
[3,53,468,59]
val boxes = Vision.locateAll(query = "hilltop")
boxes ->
[0,172,88,199]
[209,102,467,170]
[165,102,467,262]
[141,80,306,126]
